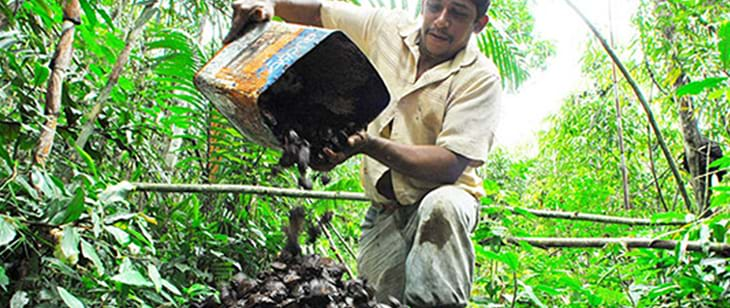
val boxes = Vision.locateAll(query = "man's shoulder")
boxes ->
[375,7,417,31]
[472,51,501,79]
[456,51,501,86]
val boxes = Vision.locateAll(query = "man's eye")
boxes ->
[428,4,442,12]
[450,10,468,18]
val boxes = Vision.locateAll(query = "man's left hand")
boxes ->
[311,130,370,171]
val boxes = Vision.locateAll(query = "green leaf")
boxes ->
[57,286,85,308]
[72,144,98,179]
[648,283,678,300]
[32,63,50,86]
[161,279,182,296]
[719,22,730,69]
[62,188,86,224]
[500,251,520,272]
[147,264,162,292]
[0,216,17,246]
[10,291,29,308]
[535,284,560,296]
[708,156,730,169]
[111,269,153,287]
[99,181,134,205]
[676,77,727,96]
[104,212,137,224]
[81,240,105,276]
[0,266,9,291]
[61,227,80,263]
[104,226,130,245]
[78,0,99,26]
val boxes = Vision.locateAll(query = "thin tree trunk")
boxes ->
[32,0,80,167]
[74,1,158,151]
[499,237,730,256]
[564,0,693,213]
[608,0,631,209]
[647,124,669,212]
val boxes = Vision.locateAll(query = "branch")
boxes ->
[499,237,730,256]
[128,182,692,226]
[647,124,669,212]
[74,1,158,150]
[326,221,357,260]
[644,60,669,95]
[32,0,80,167]
[319,222,354,279]
[564,0,693,213]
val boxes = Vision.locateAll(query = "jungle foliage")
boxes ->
[0,0,728,307]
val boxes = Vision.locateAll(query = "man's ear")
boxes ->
[473,15,489,33]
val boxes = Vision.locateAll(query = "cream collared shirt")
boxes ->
[321,2,503,205]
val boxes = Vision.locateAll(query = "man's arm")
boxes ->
[224,0,323,43]
[272,0,323,26]
[362,137,471,184]
[320,132,471,184]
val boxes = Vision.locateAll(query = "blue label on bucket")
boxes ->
[257,28,329,91]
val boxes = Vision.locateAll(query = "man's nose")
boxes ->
[434,9,450,28]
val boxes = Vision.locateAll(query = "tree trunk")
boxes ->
[33,0,80,167]
[674,74,711,213]
[652,0,712,214]
[74,1,158,151]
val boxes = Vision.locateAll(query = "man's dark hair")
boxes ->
[473,0,491,17]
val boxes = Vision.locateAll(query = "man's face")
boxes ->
[419,0,485,62]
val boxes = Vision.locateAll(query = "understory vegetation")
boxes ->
[1,0,729,307]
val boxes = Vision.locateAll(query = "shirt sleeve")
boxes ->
[435,68,502,166]
[319,1,388,55]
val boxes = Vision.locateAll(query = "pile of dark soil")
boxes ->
[192,208,404,308]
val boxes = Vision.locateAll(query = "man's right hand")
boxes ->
[223,0,276,44]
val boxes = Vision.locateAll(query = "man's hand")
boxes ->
[311,130,370,171]
[223,0,275,44]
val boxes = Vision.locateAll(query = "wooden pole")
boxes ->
[495,206,689,226]
[130,182,370,201]
[128,182,692,226]
[500,237,730,256]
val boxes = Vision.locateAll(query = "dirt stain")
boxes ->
[418,207,451,249]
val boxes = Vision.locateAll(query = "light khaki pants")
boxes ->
[357,185,479,307]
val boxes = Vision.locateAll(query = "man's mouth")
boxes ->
[427,30,451,42]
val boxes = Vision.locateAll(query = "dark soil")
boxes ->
[191,208,404,308]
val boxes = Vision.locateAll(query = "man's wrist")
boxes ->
[360,135,382,156]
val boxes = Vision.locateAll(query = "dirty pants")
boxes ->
[357,185,479,307]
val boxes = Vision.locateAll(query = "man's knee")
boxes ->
[418,186,477,230]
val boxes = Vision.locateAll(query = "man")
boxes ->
[225,0,501,306]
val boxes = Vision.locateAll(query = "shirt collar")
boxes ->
[397,19,479,70]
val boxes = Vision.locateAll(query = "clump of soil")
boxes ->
[192,208,404,308]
